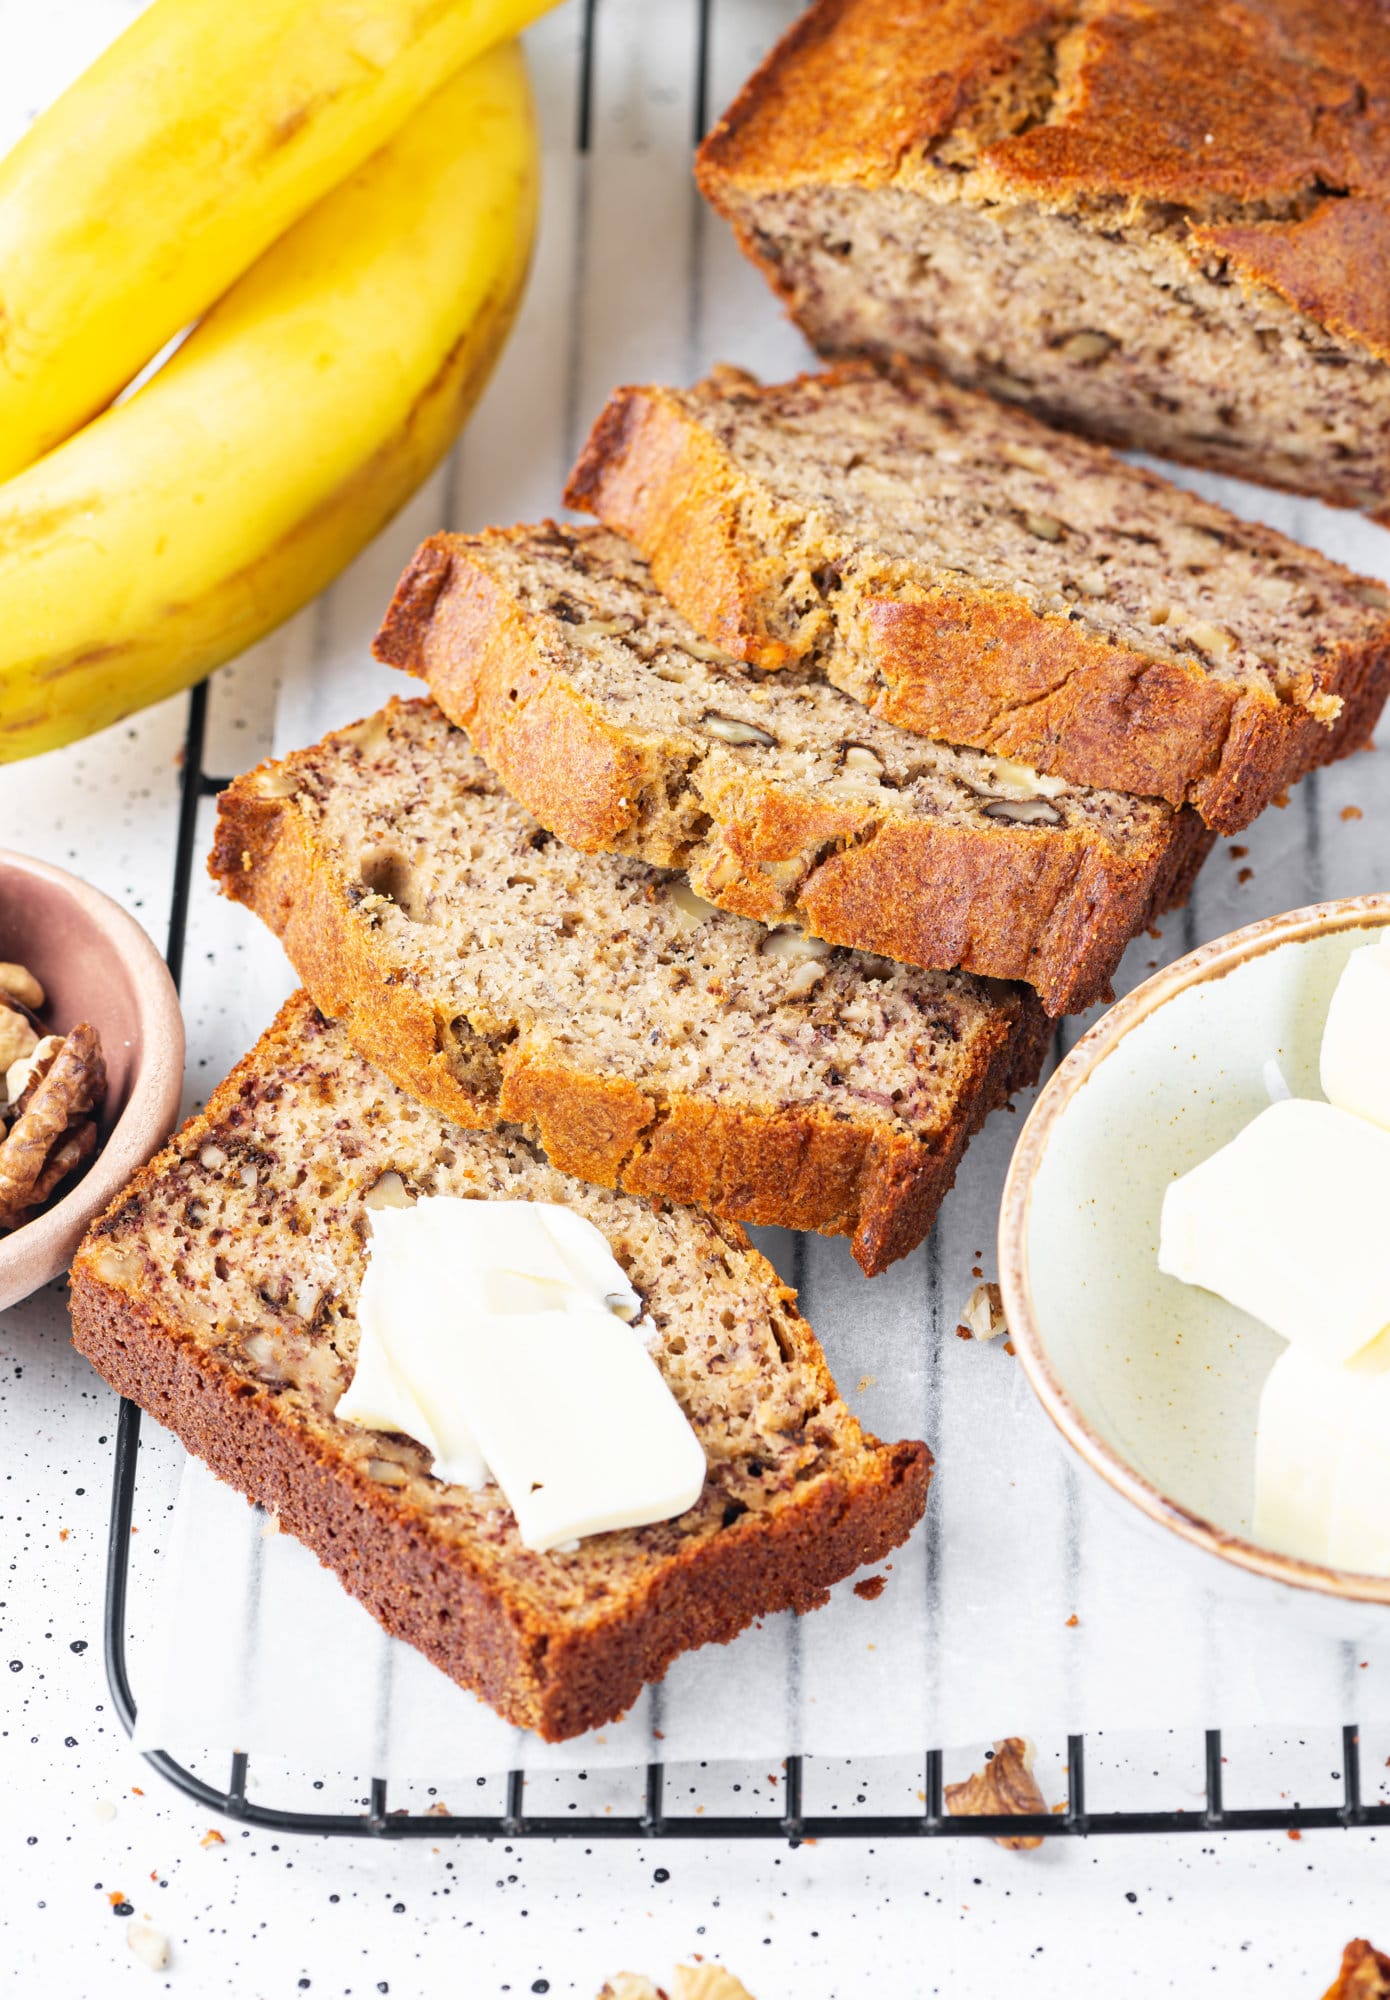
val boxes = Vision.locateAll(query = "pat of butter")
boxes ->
[335,1197,706,1551]
[1321,933,1390,1134]
[1158,1098,1390,1363]
[1254,1327,1390,1575]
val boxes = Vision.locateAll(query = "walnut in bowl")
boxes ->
[0,852,183,1313]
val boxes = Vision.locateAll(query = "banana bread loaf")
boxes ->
[373,522,1212,1014]
[212,699,1049,1275]
[695,0,1390,521]
[70,993,929,1742]
[566,361,1390,833]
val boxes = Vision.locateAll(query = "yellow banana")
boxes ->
[0,0,554,481]
[0,42,537,765]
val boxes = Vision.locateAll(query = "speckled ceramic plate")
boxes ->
[0,849,184,1313]
[1000,894,1390,1605]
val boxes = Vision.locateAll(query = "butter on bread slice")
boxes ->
[70,994,929,1742]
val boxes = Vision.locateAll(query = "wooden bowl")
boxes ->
[0,850,183,1313]
[999,894,1390,1607]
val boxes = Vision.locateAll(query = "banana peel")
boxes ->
[0,43,538,765]
[0,0,555,480]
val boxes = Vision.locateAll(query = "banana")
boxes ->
[0,0,555,481]
[0,42,538,765]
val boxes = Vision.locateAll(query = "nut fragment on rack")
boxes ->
[0,1021,106,1231]
[944,1737,1050,1850]
[1323,1939,1390,2000]
[957,1281,1008,1342]
[598,1971,757,2000]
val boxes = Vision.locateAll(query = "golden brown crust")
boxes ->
[376,539,1208,1013]
[565,374,1390,832]
[979,3,1390,210]
[212,722,1048,1273]
[696,0,1062,199]
[68,998,932,1741]
[1192,199,1390,369]
[698,0,1390,368]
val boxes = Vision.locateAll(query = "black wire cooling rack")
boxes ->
[97,0,1390,1841]
[100,688,1390,1844]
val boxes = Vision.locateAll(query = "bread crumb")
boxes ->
[1342,804,1364,821]
[1274,789,1290,808]
[1065,1613,1079,1628]
[199,1828,225,1847]
[1228,844,1249,859]
[426,1801,451,1817]
[856,1374,877,1393]
[853,1575,887,1601]
[1237,867,1254,884]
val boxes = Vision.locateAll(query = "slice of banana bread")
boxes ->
[695,0,1390,521]
[211,699,1048,1275]
[566,362,1390,834]
[70,993,929,1742]
[373,523,1212,1015]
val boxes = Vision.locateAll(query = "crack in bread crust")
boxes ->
[695,0,1390,515]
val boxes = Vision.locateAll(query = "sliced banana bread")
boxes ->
[373,522,1212,1015]
[695,0,1390,521]
[70,993,929,1742]
[566,362,1390,834]
[211,699,1048,1275]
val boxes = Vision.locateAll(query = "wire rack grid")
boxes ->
[98,0,1390,1842]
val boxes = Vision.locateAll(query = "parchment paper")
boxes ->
[133,418,1390,1783]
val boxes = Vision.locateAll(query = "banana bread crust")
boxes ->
[374,527,1213,1014]
[70,997,931,1741]
[210,707,1050,1274]
[565,368,1390,832]
[695,0,1390,516]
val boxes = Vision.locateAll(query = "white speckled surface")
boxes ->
[6,1,1390,1992]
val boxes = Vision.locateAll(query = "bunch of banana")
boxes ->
[0,1,549,764]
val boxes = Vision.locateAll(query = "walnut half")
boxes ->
[944,1738,1051,1850]
[0,1022,106,1231]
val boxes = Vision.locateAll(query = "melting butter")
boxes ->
[335,1197,706,1552]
